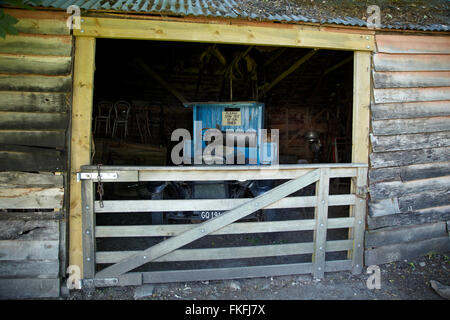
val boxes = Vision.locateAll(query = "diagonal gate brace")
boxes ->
[95,169,321,278]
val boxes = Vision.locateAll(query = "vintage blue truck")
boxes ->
[145,101,279,224]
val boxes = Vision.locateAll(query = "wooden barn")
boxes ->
[0,0,449,298]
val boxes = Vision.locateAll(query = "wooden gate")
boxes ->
[78,164,368,287]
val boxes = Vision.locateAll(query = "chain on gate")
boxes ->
[97,164,104,208]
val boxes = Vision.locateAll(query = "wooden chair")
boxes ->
[94,101,113,135]
[136,107,152,144]
[112,100,131,139]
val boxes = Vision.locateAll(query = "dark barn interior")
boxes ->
[92,39,354,167]
[91,39,355,272]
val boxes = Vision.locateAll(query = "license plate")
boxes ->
[200,211,224,220]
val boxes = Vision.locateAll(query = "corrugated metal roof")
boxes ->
[32,0,450,31]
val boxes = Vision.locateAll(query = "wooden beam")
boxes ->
[348,51,370,260]
[263,48,287,67]
[95,169,320,278]
[323,55,353,76]
[135,59,188,104]
[69,37,96,276]
[352,51,371,164]
[74,17,374,52]
[258,49,317,98]
[224,46,253,78]
[219,46,253,100]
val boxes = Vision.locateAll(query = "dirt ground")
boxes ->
[67,251,449,301]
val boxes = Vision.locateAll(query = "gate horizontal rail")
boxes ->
[79,163,368,286]
[96,240,353,264]
[94,194,356,212]
[95,217,356,237]
[79,163,362,182]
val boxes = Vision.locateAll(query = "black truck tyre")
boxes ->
[151,192,165,225]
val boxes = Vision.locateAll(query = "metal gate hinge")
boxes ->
[77,172,118,181]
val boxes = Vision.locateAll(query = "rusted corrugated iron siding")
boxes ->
[365,33,450,265]
[34,0,450,31]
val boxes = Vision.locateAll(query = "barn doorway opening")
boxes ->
[92,39,353,168]
[88,38,356,277]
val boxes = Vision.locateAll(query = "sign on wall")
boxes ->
[222,110,242,126]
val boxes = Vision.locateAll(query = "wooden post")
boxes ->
[69,37,96,276]
[348,51,371,261]
[351,51,371,164]
[351,167,368,274]
[313,167,330,279]
[81,179,95,279]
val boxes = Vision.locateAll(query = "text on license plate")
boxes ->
[200,211,223,219]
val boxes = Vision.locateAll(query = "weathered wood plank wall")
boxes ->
[0,172,64,299]
[0,9,72,299]
[366,34,450,265]
[0,9,71,171]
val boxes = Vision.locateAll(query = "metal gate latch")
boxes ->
[77,172,118,181]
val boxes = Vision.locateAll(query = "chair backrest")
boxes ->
[114,101,131,119]
[97,101,113,117]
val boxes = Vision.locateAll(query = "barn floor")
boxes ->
[66,252,449,301]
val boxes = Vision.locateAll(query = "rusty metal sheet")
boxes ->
[35,0,450,31]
